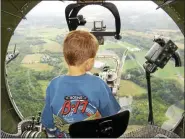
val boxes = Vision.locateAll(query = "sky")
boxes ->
[27,1,165,17]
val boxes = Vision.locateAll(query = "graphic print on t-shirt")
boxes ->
[57,95,101,123]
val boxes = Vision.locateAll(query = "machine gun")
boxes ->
[65,0,122,45]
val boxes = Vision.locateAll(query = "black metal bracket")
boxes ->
[1,10,24,19]
[145,71,154,125]
[156,0,177,10]
[8,0,27,20]
[65,2,121,40]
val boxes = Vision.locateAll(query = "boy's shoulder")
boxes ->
[48,74,106,87]
[48,75,64,87]
[84,74,105,85]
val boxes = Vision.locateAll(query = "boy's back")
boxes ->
[42,73,120,126]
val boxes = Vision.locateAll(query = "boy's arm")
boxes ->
[41,85,56,133]
[98,80,121,117]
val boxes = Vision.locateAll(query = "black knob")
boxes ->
[108,74,112,78]
[38,112,41,116]
[32,116,35,120]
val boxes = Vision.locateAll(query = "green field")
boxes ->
[21,54,43,63]
[21,63,53,71]
[122,59,138,73]
[38,80,50,96]
[154,62,184,78]
[122,30,154,39]
[118,80,146,97]
[99,43,122,51]
[18,27,67,40]
[119,41,138,49]
[31,39,62,53]
[175,43,184,49]
[42,39,62,52]
[99,40,138,52]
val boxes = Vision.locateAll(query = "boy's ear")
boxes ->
[85,58,95,71]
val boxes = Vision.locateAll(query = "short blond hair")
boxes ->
[63,30,99,66]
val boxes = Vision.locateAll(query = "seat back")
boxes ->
[69,110,130,138]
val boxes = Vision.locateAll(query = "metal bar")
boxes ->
[146,71,154,125]
[20,1,29,10]
[8,0,26,19]
[90,31,116,36]
[1,10,22,19]
[77,0,104,4]
[156,0,176,10]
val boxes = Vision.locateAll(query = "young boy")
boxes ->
[41,30,121,137]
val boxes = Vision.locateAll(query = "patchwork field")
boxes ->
[175,43,184,49]
[21,63,53,71]
[154,63,184,78]
[18,27,67,40]
[41,39,62,52]
[122,59,138,73]
[38,80,50,96]
[21,54,44,63]
[119,41,138,49]
[118,80,146,97]
[31,39,62,53]
[122,30,154,39]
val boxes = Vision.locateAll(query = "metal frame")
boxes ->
[65,2,121,39]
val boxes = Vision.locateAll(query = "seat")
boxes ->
[69,110,130,138]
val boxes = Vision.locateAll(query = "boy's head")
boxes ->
[63,30,99,71]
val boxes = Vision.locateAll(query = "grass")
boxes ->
[30,39,62,53]
[31,45,43,53]
[118,80,146,97]
[131,50,148,64]
[98,41,138,53]
[128,50,184,85]
[175,42,184,49]
[41,39,62,52]
[154,61,184,79]
[123,30,154,39]
[99,43,122,51]
[38,80,49,97]
[122,59,138,73]
[121,41,138,49]
[21,54,43,63]
[24,27,67,40]
[21,63,53,71]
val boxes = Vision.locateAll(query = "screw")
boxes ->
[7,28,12,32]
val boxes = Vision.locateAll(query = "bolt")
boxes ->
[7,28,12,32]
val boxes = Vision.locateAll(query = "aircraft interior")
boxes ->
[1,0,185,138]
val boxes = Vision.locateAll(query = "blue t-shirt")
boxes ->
[41,73,121,136]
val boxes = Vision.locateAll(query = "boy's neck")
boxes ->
[67,66,86,76]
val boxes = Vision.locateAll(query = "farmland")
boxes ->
[21,63,53,71]
[6,24,184,130]
[21,54,43,63]
[118,80,146,97]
